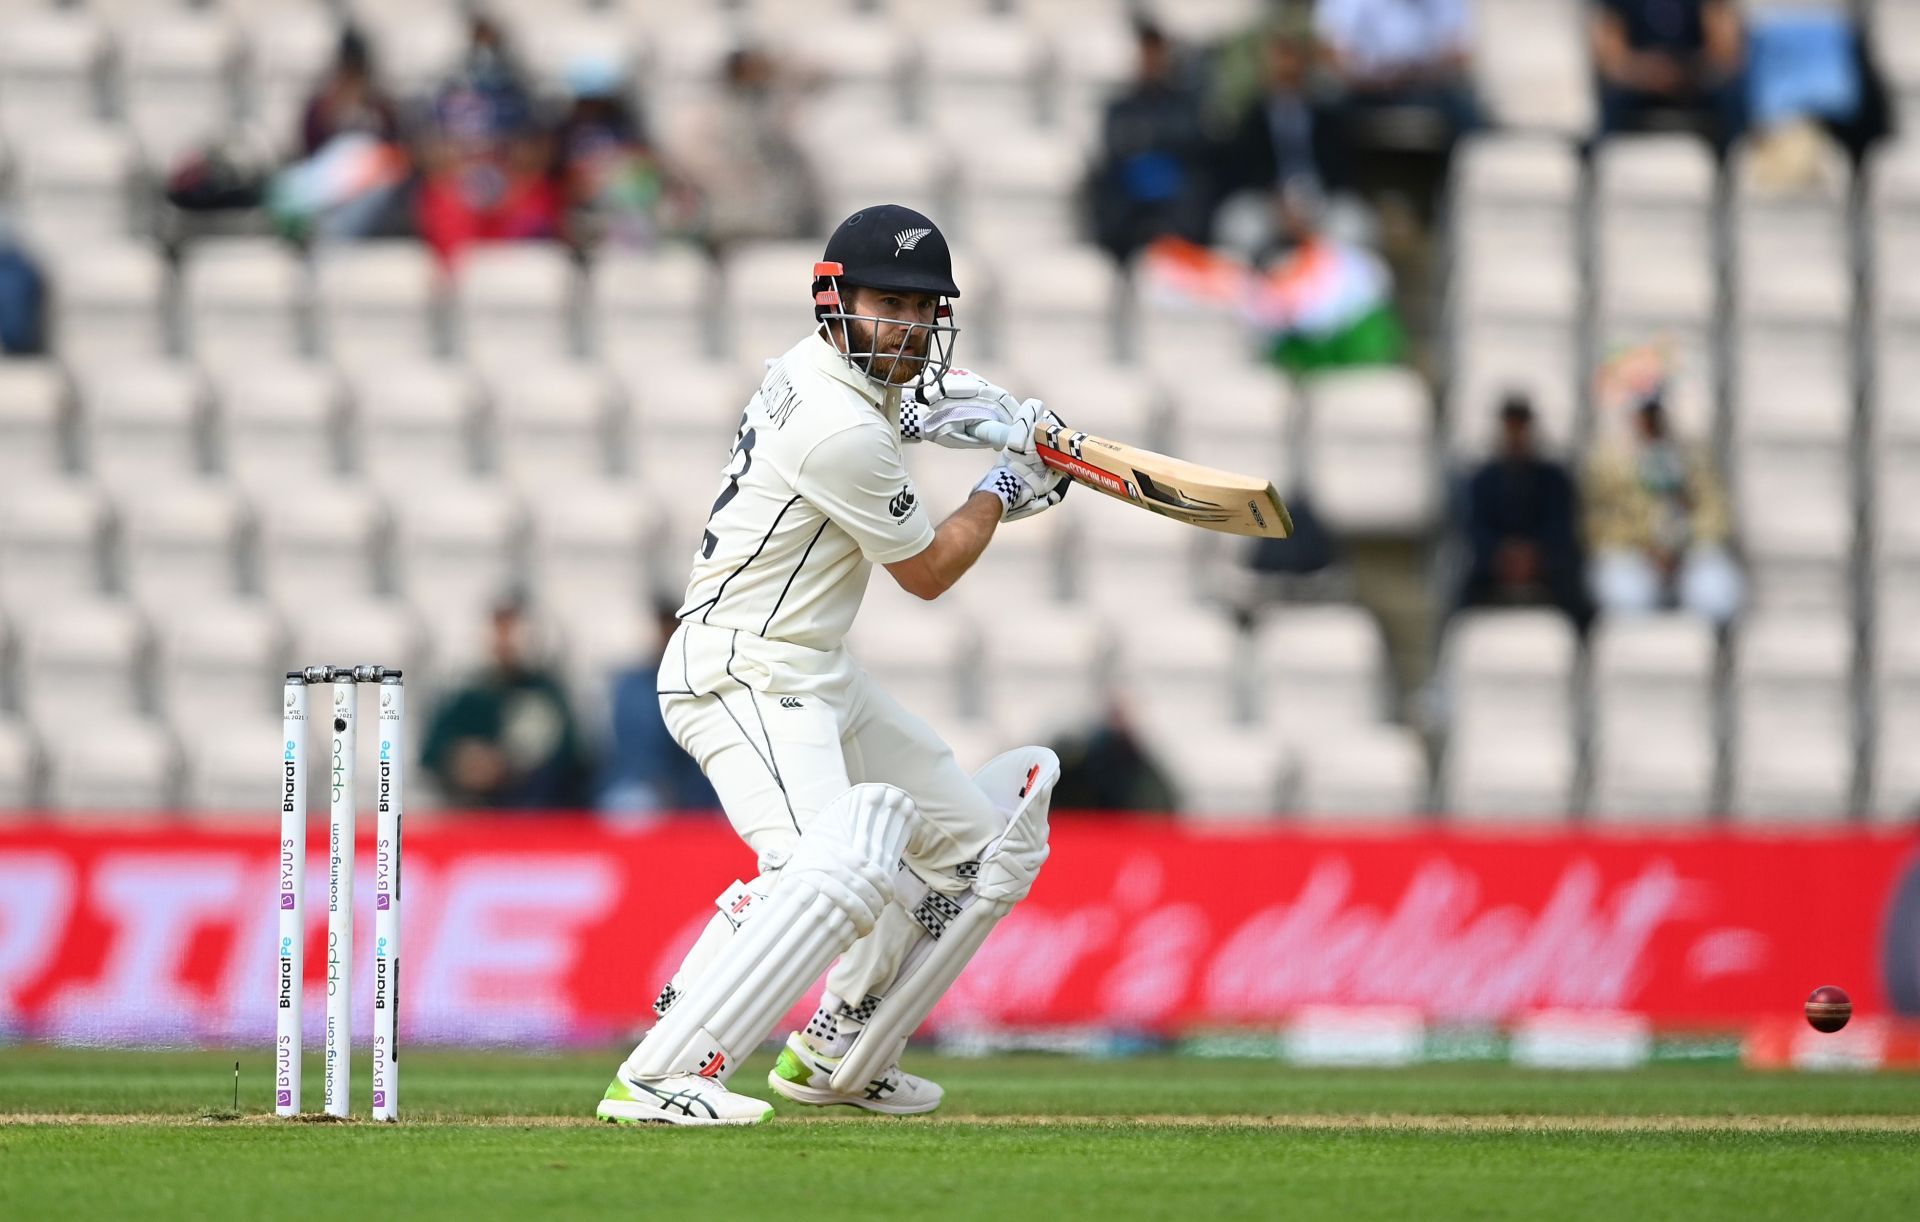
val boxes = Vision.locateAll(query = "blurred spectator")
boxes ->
[1217,30,1334,202]
[1746,7,1889,162]
[1590,0,1747,153]
[422,598,592,809]
[414,87,560,261]
[1245,183,1403,374]
[1051,699,1179,813]
[599,603,718,814]
[553,55,696,248]
[300,28,399,157]
[1315,0,1480,176]
[1089,18,1215,262]
[443,10,534,127]
[1456,396,1592,631]
[0,227,46,355]
[271,29,409,241]
[1584,396,1742,625]
[667,47,819,253]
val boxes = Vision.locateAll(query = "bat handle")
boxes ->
[967,420,1019,450]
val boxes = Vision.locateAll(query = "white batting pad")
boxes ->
[828,747,1058,1093]
[626,784,919,1080]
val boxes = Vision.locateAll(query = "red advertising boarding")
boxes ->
[1,816,1916,1046]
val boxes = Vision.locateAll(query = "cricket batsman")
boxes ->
[596,205,1072,1125]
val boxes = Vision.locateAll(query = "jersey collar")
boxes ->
[803,331,902,416]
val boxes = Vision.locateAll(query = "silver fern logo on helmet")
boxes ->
[893,228,932,256]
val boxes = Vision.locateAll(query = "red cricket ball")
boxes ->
[1805,985,1852,1033]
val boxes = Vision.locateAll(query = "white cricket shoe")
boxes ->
[596,1067,774,1127]
[767,1032,944,1115]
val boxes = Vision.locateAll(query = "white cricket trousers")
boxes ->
[658,620,1004,1006]
[659,620,1002,888]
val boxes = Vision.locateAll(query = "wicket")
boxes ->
[277,665,405,1122]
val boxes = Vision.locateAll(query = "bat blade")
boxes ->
[1032,423,1292,539]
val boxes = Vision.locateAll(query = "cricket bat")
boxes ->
[1030,421,1294,539]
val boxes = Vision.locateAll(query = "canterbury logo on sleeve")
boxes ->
[888,487,918,521]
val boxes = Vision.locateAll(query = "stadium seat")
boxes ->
[1728,612,1856,821]
[44,717,179,811]
[525,479,664,623]
[1733,372,1854,614]
[958,130,1083,252]
[181,238,308,372]
[116,482,249,611]
[848,579,978,722]
[550,602,657,750]
[389,479,528,635]
[917,16,1047,140]
[1021,361,1167,449]
[1290,723,1429,821]
[498,8,637,99]
[1869,622,1920,819]
[453,243,582,371]
[590,246,718,365]
[313,242,444,371]
[283,597,430,710]
[1131,255,1261,379]
[1452,133,1582,260]
[0,480,110,613]
[1301,368,1438,535]
[116,8,242,169]
[978,600,1112,745]
[0,716,41,808]
[1108,600,1245,720]
[76,363,211,493]
[181,716,284,812]
[618,357,754,450]
[0,361,71,483]
[50,242,172,369]
[16,599,149,734]
[1065,482,1201,606]
[236,0,336,155]
[1043,11,1134,145]
[993,244,1119,369]
[803,119,954,262]
[1250,605,1391,735]
[9,123,141,245]
[483,362,623,489]
[767,13,911,126]
[1438,609,1579,820]
[1162,365,1292,455]
[0,8,108,140]
[1471,0,1594,135]
[213,362,346,493]
[346,362,482,492]
[942,498,1072,614]
[1868,136,1920,246]
[338,0,464,96]
[1587,615,1717,822]
[155,598,287,733]
[1130,708,1287,820]
[722,241,824,367]
[254,481,387,606]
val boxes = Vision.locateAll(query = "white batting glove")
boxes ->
[904,369,1023,449]
[973,450,1070,522]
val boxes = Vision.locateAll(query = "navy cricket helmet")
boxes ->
[812,204,960,388]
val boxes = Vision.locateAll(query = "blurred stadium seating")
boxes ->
[0,0,1910,826]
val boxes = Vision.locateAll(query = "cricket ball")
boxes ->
[1804,985,1851,1033]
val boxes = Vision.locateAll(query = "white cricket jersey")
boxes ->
[675,333,935,651]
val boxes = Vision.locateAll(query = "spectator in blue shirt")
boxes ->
[599,603,719,814]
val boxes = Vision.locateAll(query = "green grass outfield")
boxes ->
[3,1048,1918,1220]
